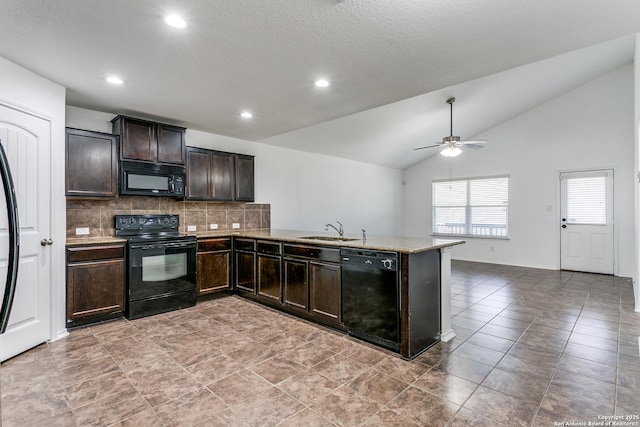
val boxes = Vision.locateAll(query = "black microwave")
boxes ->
[120,160,186,197]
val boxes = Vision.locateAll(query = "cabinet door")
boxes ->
[257,254,281,301]
[67,259,125,320]
[283,258,308,311]
[235,154,254,202]
[65,128,118,198]
[157,123,186,165]
[119,117,156,162]
[211,151,234,200]
[197,250,231,295]
[186,148,212,199]
[235,251,256,293]
[310,262,341,325]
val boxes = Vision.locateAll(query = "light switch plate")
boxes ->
[210,224,218,230]
[187,225,197,232]
[75,227,90,235]
[232,223,240,229]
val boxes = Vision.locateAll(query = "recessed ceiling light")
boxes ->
[165,15,186,28]
[240,111,253,119]
[106,76,124,85]
[314,79,330,88]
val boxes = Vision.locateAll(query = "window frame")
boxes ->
[432,174,510,239]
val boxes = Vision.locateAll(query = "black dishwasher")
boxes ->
[341,249,400,352]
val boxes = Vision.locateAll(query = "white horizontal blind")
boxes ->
[433,176,508,237]
[565,175,606,224]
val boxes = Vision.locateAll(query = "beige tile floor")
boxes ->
[1,260,639,426]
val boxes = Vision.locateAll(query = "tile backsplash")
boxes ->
[66,197,270,239]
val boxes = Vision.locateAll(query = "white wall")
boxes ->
[402,64,635,276]
[66,106,404,237]
[0,56,67,340]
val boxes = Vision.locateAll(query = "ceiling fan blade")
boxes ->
[464,144,485,150]
[413,144,443,151]
[461,140,487,145]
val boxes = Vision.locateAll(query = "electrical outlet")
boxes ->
[187,225,197,232]
[232,223,240,229]
[75,227,90,235]
[210,223,218,230]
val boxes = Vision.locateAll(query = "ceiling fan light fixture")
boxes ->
[440,146,462,157]
[413,96,487,155]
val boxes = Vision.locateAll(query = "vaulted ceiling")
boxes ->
[1,0,638,169]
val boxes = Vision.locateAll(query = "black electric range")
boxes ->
[115,214,197,319]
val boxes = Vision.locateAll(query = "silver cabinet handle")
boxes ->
[40,239,53,246]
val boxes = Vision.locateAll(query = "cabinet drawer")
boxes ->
[283,244,340,263]
[235,238,255,252]
[257,241,281,255]
[67,245,125,263]
[198,238,231,252]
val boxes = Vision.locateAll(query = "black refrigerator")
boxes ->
[0,142,21,427]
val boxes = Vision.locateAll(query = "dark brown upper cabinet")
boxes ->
[211,151,234,200]
[235,154,255,201]
[186,147,254,202]
[65,127,119,198]
[112,115,186,165]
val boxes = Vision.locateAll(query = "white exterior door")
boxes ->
[560,170,614,274]
[0,103,52,361]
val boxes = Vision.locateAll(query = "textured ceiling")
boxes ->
[1,0,638,168]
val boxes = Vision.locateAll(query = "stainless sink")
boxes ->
[297,236,359,242]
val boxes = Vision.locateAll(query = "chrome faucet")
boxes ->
[325,221,344,238]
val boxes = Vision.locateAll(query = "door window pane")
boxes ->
[566,176,606,224]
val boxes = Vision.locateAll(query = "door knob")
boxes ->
[40,239,53,246]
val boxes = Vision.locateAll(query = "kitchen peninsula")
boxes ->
[195,229,464,359]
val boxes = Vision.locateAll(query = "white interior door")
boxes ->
[0,104,52,362]
[560,170,614,274]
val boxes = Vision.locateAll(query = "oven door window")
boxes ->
[129,244,196,301]
[142,253,187,282]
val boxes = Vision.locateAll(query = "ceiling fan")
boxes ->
[413,97,487,157]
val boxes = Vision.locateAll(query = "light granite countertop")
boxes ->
[66,236,128,247]
[66,229,464,254]
[193,229,465,254]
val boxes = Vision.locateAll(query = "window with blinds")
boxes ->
[432,175,509,238]
[565,176,606,224]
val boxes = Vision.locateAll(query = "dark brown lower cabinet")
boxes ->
[235,251,256,293]
[256,241,282,301]
[257,254,281,301]
[197,238,231,296]
[309,261,341,326]
[232,239,343,330]
[281,244,341,327]
[66,244,126,327]
[283,258,308,312]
